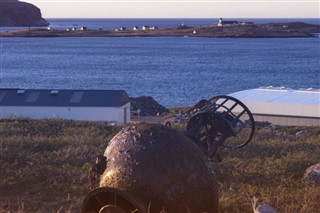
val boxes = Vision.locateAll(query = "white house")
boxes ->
[228,87,320,126]
[142,25,150,31]
[217,18,238,27]
[133,26,139,31]
[0,89,131,125]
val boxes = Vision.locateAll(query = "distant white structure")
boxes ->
[150,26,159,30]
[217,18,238,27]
[0,89,130,125]
[142,25,150,30]
[229,87,320,126]
[114,27,128,31]
[240,21,254,26]
[80,26,88,31]
[133,26,139,31]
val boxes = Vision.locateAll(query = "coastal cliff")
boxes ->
[0,0,49,26]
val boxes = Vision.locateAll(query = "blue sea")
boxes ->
[1,19,320,106]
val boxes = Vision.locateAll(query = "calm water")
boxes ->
[2,18,320,106]
[1,35,319,106]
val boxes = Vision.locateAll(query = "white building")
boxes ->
[217,18,238,27]
[142,25,150,31]
[229,87,320,126]
[0,89,130,125]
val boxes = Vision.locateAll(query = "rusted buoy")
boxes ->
[99,123,219,213]
[83,95,256,213]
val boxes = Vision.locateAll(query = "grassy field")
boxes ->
[0,118,319,213]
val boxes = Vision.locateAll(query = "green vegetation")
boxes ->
[1,118,319,212]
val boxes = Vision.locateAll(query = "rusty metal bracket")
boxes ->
[186,95,255,160]
[88,155,107,191]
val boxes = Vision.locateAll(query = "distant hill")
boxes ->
[0,0,49,27]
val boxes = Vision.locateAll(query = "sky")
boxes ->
[24,0,320,19]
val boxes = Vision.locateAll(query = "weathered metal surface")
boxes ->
[186,95,255,160]
[82,187,147,213]
[100,123,219,212]
[88,155,107,191]
[82,95,255,213]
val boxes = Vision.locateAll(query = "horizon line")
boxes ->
[43,17,320,19]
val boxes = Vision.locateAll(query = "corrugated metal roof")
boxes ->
[229,87,320,118]
[0,89,130,107]
[229,87,320,105]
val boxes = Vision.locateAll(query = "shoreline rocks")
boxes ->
[130,96,169,116]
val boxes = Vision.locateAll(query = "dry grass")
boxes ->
[0,118,319,212]
[0,118,121,212]
[213,126,320,213]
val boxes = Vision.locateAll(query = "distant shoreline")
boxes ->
[1,22,320,38]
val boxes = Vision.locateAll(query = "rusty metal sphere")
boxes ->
[82,187,147,213]
[99,205,127,213]
[100,123,219,213]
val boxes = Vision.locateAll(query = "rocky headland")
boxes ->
[0,0,49,27]
[1,21,319,38]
